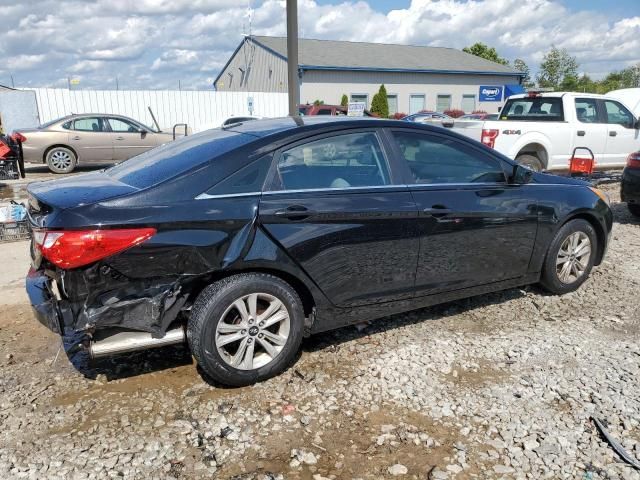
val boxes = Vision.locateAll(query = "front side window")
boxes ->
[575,98,598,123]
[73,117,104,132]
[276,132,390,191]
[108,118,140,133]
[604,100,634,128]
[501,97,564,121]
[393,131,505,184]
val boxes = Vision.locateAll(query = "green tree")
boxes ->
[370,84,389,118]
[340,94,348,107]
[313,99,324,106]
[462,42,509,66]
[536,46,579,90]
[513,58,534,88]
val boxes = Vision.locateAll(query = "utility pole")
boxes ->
[116,76,119,90]
[286,0,299,116]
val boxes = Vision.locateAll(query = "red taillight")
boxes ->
[481,129,499,148]
[33,228,156,269]
[626,152,640,168]
[10,131,26,143]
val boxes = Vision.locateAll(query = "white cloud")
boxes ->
[0,0,637,89]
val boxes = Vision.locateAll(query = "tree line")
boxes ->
[462,42,640,93]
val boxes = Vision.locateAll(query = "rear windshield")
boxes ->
[106,129,254,189]
[500,97,565,122]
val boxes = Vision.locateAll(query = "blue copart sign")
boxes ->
[479,86,503,102]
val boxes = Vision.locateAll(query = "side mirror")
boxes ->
[635,118,640,130]
[511,164,534,184]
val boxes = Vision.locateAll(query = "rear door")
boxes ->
[601,99,640,167]
[106,117,158,161]
[258,129,420,307]
[68,116,112,162]
[390,129,538,296]
[573,97,606,162]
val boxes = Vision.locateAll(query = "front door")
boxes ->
[601,99,640,167]
[68,116,113,162]
[106,117,158,161]
[390,129,538,296]
[258,130,419,307]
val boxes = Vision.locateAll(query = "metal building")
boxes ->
[214,36,525,114]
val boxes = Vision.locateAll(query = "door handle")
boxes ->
[424,206,452,217]
[577,130,585,136]
[72,136,81,140]
[609,131,618,137]
[115,136,125,141]
[274,205,315,219]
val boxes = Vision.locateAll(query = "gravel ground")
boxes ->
[0,181,639,480]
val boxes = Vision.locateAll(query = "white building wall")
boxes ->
[300,70,522,114]
[25,88,288,132]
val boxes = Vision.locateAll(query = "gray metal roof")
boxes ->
[252,36,521,76]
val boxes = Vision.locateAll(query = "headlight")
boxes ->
[589,187,610,205]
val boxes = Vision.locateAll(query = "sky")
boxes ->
[0,0,638,90]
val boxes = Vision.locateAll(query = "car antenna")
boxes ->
[148,107,161,132]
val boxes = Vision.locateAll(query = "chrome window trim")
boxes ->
[195,191,262,200]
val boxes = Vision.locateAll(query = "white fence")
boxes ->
[27,89,288,133]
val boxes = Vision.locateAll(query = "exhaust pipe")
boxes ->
[89,326,186,359]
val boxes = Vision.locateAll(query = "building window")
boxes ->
[436,95,452,112]
[387,94,398,115]
[409,94,425,114]
[461,95,476,113]
[350,94,368,108]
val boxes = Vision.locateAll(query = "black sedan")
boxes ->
[26,117,613,386]
[621,152,640,217]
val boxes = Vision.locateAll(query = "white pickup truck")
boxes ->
[452,91,640,171]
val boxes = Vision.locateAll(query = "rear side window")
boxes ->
[501,97,564,121]
[106,129,254,189]
[393,131,505,184]
[275,132,390,190]
[204,156,272,196]
[575,98,598,123]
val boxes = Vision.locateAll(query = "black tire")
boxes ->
[46,146,77,174]
[516,154,544,172]
[628,203,640,217]
[540,219,597,295]
[187,273,304,386]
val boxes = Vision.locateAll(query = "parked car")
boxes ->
[298,104,373,116]
[26,117,612,386]
[451,92,640,172]
[402,111,454,127]
[14,114,182,174]
[621,151,640,217]
[459,113,499,121]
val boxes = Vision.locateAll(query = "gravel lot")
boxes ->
[0,179,638,480]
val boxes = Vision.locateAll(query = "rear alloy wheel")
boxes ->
[46,147,77,174]
[516,154,544,172]
[540,219,597,294]
[188,273,304,386]
[628,203,640,217]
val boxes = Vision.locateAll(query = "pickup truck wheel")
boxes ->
[516,154,543,172]
[540,219,596,295]
[187,273,304,387]
[628,203,640,217]
[46,147,77,174]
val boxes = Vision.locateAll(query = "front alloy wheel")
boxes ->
[188,273,304,386]
[555,231,591,284]
[540,219,597,294]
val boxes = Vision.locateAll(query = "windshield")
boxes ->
[106,128,254,189]
[500,97,564,121]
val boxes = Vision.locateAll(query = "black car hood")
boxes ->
[28,171,139,210]
[533,172,591,186]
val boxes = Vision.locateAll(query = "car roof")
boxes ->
[507,92,609,100]
[222,115,392,137]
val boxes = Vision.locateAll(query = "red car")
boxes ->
[298,104,373,116]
